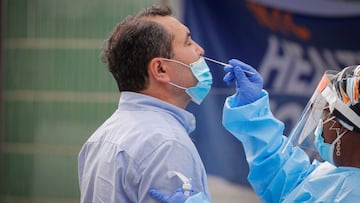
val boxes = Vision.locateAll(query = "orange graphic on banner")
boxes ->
[247,2,311,41]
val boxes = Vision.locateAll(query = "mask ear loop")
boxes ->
[161,58,191,90]
[168,82,187,90]
[160,58,191,68]
[325,117,349,157]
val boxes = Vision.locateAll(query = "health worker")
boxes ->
[149,60,360,203]
[222,61,360,202]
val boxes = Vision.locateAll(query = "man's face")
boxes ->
[161,16,204,64]
[150,16,205,88]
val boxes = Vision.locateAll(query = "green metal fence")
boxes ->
[1,0,159,202]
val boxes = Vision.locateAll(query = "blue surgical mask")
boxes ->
[161,57,213,105]
[314,119,335,164]
[314,118,347,165]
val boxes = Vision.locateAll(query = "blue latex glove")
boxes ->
[223,59,263,106]
[149,188,193,203]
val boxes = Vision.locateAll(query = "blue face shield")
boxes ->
[161,57,213,105]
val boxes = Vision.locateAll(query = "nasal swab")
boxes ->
[203,56,255,75]
[203,56,231,67]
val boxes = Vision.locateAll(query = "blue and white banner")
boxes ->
[183,0,360,186]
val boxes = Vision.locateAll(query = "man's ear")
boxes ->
[148,57,170,82]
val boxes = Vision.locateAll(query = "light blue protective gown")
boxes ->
[186,192,211,203]
[78,92,210,203]
[222,90,360,203]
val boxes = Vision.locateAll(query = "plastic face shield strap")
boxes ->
[321,86,360,130]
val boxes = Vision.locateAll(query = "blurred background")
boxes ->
[1,0,360,202]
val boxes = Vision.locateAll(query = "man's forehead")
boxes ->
[146,16,188,37]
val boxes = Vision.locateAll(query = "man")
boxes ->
[78,5,212,203]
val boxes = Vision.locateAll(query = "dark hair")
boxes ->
[102,5,173,91]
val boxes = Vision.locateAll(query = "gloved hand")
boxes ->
[223,59,263,106]
[149,188,193,203]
